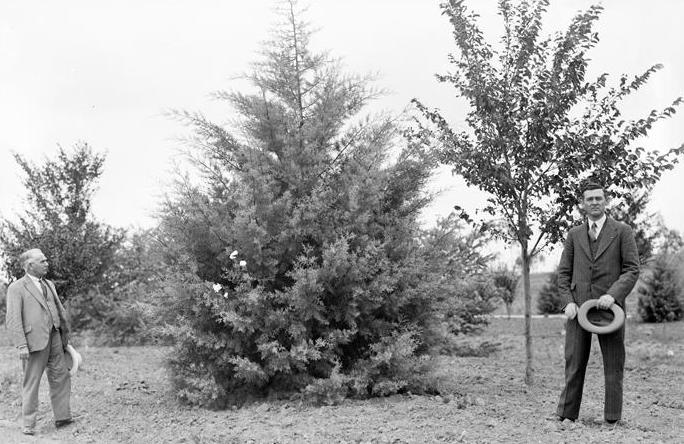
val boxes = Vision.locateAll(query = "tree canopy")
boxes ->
[0,143,123,302]
[159,0,498,406]
[415,0,684,384]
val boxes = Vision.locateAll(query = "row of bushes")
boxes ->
[536,252,683,322]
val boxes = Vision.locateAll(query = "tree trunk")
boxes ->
[506,303,512,319]
[521,246,533,385]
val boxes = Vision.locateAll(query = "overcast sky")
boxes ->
[1,0,683,267]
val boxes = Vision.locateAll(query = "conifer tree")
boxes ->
[160,1,496,406]
[637,255,683,323]
[537,270,563,315]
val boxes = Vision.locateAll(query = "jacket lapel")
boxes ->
[594,217,618,260]
[22,275,49,311]
[578,221,592,260]
[45,279,65,317]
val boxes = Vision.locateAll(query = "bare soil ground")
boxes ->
[1,317,682,443]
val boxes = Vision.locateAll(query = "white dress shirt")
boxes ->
[588,213,607,238]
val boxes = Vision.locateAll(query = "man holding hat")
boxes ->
[5,248,74,435]
[555,181,640,424]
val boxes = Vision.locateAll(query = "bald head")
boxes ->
[20,249,49,278]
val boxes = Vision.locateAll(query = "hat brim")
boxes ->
[63,344,82,376]
[577,300,625,334]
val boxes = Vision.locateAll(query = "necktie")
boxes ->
[589,222,598,241]
[39,279,49,302]
[39,279,60,328]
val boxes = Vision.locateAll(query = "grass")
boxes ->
[1,317,682,443]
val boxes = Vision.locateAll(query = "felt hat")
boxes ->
[63,344,82,376]
[577,299,625,334]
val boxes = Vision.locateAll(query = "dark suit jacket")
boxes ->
[558,217,639,308]
[5,275,70,352]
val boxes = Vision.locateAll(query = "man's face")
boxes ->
[581,188,607,220]
[27,251,49,278]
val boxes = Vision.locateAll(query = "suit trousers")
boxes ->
[21,327,71,429]
[557,317,625,421]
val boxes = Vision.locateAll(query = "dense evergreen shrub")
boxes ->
[536,270,564,315]
[637,255,683,323]
[159,2,497,407]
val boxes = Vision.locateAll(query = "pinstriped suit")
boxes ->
[5,275,72,430]
[556,217,639,421]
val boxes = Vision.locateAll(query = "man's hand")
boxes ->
[18,346,29,361]
[564,303,578,320]
[597,294,615,310]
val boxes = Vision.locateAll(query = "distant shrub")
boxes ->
[673,250,684,310]
[490,266,519,318]
[66,229,170,345]
[637,254,683,323]
[0,281,7,324]
[537,270,564,314]
[65,287,150,346]
[90,286,160,346]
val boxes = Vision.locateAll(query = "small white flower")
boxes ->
[667,350,674,357]
[239,260,247,268]
[212,283,221,293]
[229,250,238,260]
[223,292,229,299]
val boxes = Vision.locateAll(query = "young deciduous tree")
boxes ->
[414,0,684,384]
[0,144,124,328]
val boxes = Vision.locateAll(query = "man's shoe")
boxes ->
[22,428,35,435]
[55,418,74,428]
[606,419,619,425]
[546,414,574,422]
[545,413,575,423]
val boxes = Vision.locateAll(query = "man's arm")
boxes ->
[5,284,29,359]
[557,230,575,306]
[606,224,640,306]
[558,230,579,319]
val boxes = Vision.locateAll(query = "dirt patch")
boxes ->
[1,318,682,443]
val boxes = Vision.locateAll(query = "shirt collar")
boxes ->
[588,213,607,234]
[26,273,43,288]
